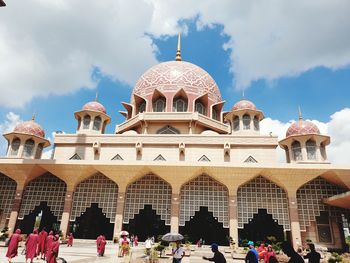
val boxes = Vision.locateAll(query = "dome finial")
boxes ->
[242,90,245,98]
[298,106,303,120]
[175,33,182,61]
[31,113,36,121]
[95,91,99,101]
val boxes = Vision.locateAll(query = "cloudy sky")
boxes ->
[0,0,350,163]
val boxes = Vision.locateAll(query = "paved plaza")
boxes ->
[0,241,241,263]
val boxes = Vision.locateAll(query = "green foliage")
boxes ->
[242,239,249,247]
[328,252,343,263]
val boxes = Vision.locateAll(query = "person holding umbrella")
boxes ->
[172,240,185,263]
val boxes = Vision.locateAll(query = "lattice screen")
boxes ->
[180,174,229,228]
[237,176,290,230]
[19,173,66,219]
[123,174,172,225]
[70,173,118,223]
[0,174,17,226]
[297,176,349,231]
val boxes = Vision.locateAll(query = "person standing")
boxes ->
[257,243,267,261]
[98,235,107,256]
[134,235,138,246]
[281,241,304,263]
[67,233,74,247]
[37,228,48,260]
[172,240,185,263]
[303,243,321,263]
[25,229,39,263]
[46,234,60,263]
[145,237,153,261]
[96,235,103,255]
[202,243,226,263]
[45,231,54,260]
[264,245,277,263]
[6,229,22,263]
[245,241,258,263]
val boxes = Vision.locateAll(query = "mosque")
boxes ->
[0,35,349,249]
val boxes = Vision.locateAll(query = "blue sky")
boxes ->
[0,1,350,163]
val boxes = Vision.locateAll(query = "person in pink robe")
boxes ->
[46,234,60,263]
[25,229,39,263]
[37,228,48,260]
[134,235,138,246]
[67,233,74,247]
[96,235,103,254]
[45,231,54,260]
[6,228,22,262]
[264,245,277,263]
[98,235,106,256]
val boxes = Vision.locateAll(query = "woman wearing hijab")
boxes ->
[6,228,22,263]
[264,245,277,263]
[25,229,39,263]
[98,235,107,256]
[46,234,60,263]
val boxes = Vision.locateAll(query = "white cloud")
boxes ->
[260,108,350,164]
[0,112,22,154]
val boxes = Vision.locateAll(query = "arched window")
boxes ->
[306,139,317,160]
[243,114,251,130]
[195,102,206,115]
[93,116,102,131]
[10,138,20,156]
[291,140,302,161]
[35,143,44,159]
[233,116,240,131]
[173,98,187,112]
[23,139,35,158]
[83,115,91,129]
[212,109,219,121]
[138,102,146,113]
[253,116,259,131]
[153,98,166,112]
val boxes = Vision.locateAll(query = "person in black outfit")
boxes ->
[281,241,304,263]
[303,243,321,263]
[202,243,226,263]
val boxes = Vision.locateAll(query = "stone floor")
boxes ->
[0,242,244,262]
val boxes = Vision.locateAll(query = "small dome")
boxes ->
[82,101,106,114]
[231,99,256,111]
[14,120,45,138]
[286,120,320,137]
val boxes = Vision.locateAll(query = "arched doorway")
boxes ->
[70,173,118,240]
[19,202,59,234]
[179,174,229,245]
[124,205,170,241]
[73,203,114,240]
[180,207,229,245]
[123,174,172,241]
[239,209,284,242]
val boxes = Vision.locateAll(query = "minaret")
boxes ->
[175,33,182,61]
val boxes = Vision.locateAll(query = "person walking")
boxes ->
[37,227,48,260]
[245,241,258,263]
[303,243,321,263]
[45,231,54,260]
[264,245,277,263]
[6,229,22,263]
[172,240,185,263]
[25,229,39,263]
[46,234,60,263]
[67,233,74,247]
[202,243,226,263]
[98,235,107,256]
[281,241,304,263]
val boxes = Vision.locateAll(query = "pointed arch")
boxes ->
[19,173,67,219]
[179,174,229,227]
[133,94,147,115]
[237,175,290,231]
[0,173,17,227]
[194,93,208,116]
[70,173,118,223]
[152,89,166,112]
[123,174,172,225]
[173,88,188,112]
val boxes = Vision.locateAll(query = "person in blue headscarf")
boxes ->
[245,241,258,263]
[202,243,226,263]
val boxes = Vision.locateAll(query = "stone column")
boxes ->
[113,192,125,237]
[289,196,302,249]
[170,193,180,233]
[8,189,23,235]
[229,195,238,243]
[59,190,73,237]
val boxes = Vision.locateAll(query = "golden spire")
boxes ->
[95,91,99,101]
[31,113,36,121]
[298,106,303,120]
[175,33,182,61]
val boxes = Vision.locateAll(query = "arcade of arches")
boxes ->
[0,172,349,249]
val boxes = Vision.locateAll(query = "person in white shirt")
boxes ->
[145,237,153,261]
[172,241,185,263]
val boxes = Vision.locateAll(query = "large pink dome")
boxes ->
[286,120,320,137]
[82,101,106,114]
[14,120,45,138]
[133,61,222,103]
[231,99,256,111]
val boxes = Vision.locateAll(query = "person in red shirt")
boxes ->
[257,243,267,261]
[46,234,60,263]
[264,245,277,263]
[25,229,39,263]
[37,228,48,260]
[98,235,107,256]
[45,231,54,260]
[67,233,74,247]
[6,229,22,263]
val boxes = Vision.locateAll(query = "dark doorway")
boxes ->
[179,207,229,245]
[72,203,114,240]
[239,209,284,243]
[124,205,170,241]
[19,202,59,234]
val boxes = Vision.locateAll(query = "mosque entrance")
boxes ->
[179,207,229,245]
[124,205,170,241]
[239,209,284,243]
[19,202,59,234]
[73,203,114,240]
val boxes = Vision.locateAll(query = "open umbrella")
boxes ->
[161,233,184,242]
[119,230,129,236]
